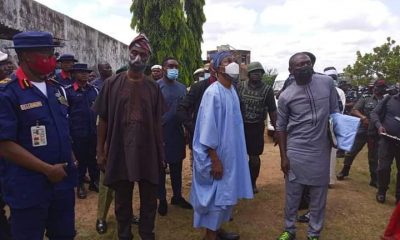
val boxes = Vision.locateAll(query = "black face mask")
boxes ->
[129,62,147,73]
[293,66,314,84]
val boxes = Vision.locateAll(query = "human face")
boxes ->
[151,68,163,80]
[21,48,57,78]
[0,59,14,79]
[289,54,313,84]
[218,56,234,72]
[129,46,149,72]
[61,60,74,72]
[88,71,97,82]
[73,71,89,84]
[290,54,312,73]
[163,59,179,81]
[98,63,112,79]
[249,70,263,82]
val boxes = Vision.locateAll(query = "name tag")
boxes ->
[31,125,47,147]
[20,101,43,111]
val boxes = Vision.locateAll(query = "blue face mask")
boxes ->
[167,68,179,80]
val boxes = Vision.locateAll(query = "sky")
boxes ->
[35,0,400,73]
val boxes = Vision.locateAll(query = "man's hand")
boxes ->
[281,156,290,176]
[211,158,223,180]
[378,126,387,135]
[361,117,369,127]
[273,131,279,146]
[97,150,107,172]
[44,163,68,183]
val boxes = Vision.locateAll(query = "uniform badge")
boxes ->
[56,90,69,106]
[20,101,43,111]
[31,124,47,147]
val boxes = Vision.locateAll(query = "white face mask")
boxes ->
[224,62,239,80]
[198,77,205,81]
[204,72,210,80]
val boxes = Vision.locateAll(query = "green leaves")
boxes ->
[130,0,206,86]
[344,37,400,85]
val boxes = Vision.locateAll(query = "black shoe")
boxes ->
[297,211,310,223]
[336,165,350,181]
[131,215,140,225]
[369,181,377,188]
[96,219,107,234]
[171,196,193,209]
[376,193,386,204]
[158,199,168,216]
[252,185,259,194]
[77,184,87,199]
[217,229,240,240]
[89,182,99,193]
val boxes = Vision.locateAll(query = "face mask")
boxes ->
[221,62,239,82]
[129,53,147,73]
[167,68,179,80]
[198,77,204,81]
[293,65,314,84]
[204,72,210,80]
[28,54,57,75]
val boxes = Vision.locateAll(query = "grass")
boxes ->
[73,143,397,240]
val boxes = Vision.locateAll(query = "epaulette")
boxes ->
[47,77,64,87]
[0,77,15,90]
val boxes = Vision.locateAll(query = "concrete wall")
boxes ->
[0,0,128,72]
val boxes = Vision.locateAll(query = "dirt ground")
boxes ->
[74,136,396,240]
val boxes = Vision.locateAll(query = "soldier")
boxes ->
[0,31,77,240]
[66,63,99,199]
[55,54,78,86]
[337,80,387,187]
[238,61,277,193]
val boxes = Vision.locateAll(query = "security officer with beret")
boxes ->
[66,63,99,199]
[0,31,77,240]
[55,54,78,86]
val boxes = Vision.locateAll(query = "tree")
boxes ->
[130,0,206,85]
[344,37,400,85]
[262,68,278,86]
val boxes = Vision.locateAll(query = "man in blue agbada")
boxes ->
[190,51,253,240]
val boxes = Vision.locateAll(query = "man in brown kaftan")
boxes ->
[93,34,164,240]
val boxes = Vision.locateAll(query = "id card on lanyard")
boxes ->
[31,123,47,147]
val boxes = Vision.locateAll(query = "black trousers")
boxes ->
[159,161,183,200]
[72,137,99,185]
[0,191,11,240]
[114,180,158,240]
[343,130,378,182]
[377,137,400,200]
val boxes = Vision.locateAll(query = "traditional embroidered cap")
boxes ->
[7,31,61,49]
[151,65,162,70]
[0,51,8,62]
[70,63,92,72]
[129,33,152,54]
[57,54,78,62]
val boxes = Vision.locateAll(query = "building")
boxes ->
[0,0,129,72]
[207,45,251,81]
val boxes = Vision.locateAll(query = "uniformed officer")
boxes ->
[55,54,78,86]
[337,80,387,187]
[66,63,99,199]
[0,50,13,240]
[0,31,77,240]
